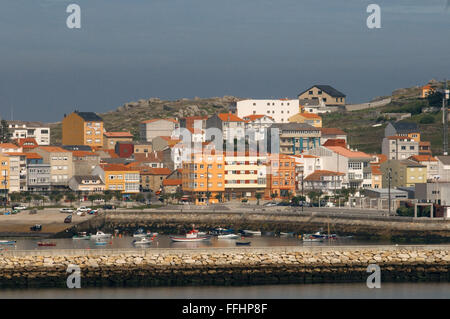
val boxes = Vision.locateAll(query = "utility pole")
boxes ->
[3,170,7,212]
[443,79,449,155]
[301,171,304,212]
[388,168,392,215]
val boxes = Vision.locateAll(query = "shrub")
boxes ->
[419,115,435,124]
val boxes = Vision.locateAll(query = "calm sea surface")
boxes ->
[0,283,449,299]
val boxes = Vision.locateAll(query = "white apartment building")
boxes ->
[7,121,50,145]
[437,156,450,182]
[243,115,275,141]
[5,154,20,193]
[235,99,300,123]
[224,152,267,198]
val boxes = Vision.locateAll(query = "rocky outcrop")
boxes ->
[0,246,449,287]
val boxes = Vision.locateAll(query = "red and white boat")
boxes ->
[170,229,210,242]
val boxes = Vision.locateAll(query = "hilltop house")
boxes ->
[298,85,346,107]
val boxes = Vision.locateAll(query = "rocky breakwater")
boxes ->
[0,246,449,288]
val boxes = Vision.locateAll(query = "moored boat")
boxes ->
[170,229,210,242]
[37,242,56,247]
[0,240,16,245]
[235,240,251,246]
[90,231,112,239]
[72,232,90,240]
[280,232,295,237]
[132,237,152,246]
[242,230,261,236]
[217,234,239,239]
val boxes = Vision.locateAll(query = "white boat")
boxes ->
[132,237,153,246]
[170,229,210,242]
[217,234,239,239]
[0,240,16,245]
[242,230,261,236]
[72,232,90,240]
[90,231,112,239]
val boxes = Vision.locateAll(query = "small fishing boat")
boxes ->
[37,242,56,247]
[242,230,261,236]
[0,240,16,245]
[301,234,324,242]
[217,233,239,239]
[132,237,152,246]
[72,232,90,240]
[209,228,233,236]
[170,229,210,242]
[279,232,295,237]
[235,240,251,246]
[95,241,108,246]
[90,231,112,240]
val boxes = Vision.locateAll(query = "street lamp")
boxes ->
[388,168,392,215]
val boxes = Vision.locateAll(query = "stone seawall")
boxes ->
[0,246,449,287]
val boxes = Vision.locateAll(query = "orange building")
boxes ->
[103,132,133,150]
[62,111,104,147]
[182,151,225,204]
[0,154,10,195]
[421,84,435,98]
[93,164,140,194]
[266,154,296,199]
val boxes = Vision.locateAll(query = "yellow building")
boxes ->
[62,111,104,147]
[182,151,225,204]
[380,159,427,188]
[93,164,140,194]
[288,112,322,128]
[0,154,10,195]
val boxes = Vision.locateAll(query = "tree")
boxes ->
[270,193,277,200]
[175,191,184,204]
[255,193,262,205]
[205,191,212,204]
[307,190,323,205]
[66,192,76,206]
[427,91,443,107]
[0,120,12,143]
[420,115,435,124]
[103,191,113,204]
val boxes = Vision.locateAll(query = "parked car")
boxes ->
[60,208,74,213]
[102,205,114,210]
[30,224,42,231]
[64,215,72,223]
[88,209,98,215]
[277,201,291,206]
[77,206,91,212]
[12,205,27,210]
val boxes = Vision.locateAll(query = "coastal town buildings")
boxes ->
[288,112,322,128]
[62,111,104,147]
[68,175,105,192]
[140,118,179,143]
[270,123,321,155]
[382,136,419,160]
[234,99,300,123]
[380,159,427,188]
[103,132,134,150]
[93,164,140,195]
[34,146,74,188]
[298,85,346,107]
[7,121,50,145]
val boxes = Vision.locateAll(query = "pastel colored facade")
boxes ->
[162,178,182,194]
[62,111,104,147]
[288,112,322,128]
[140,119,179,143]
[182,152,225,204]
[4,154,20,192]
[419,141,432,156]
[408,155,439,181]
[380,159,427,188]
[7,121,50,145]
[266,154,296,199]
[235,99,300,123]
[68,175,105,192]
[382,136,419,160]
[93,164,140,194]
[298,85,346,106]
[133,142,153,154]
[27,159,50,192]
[152,136,181,152]
[179,116,208,131]
[0,143,22,153]
[0,154,10,195]
[34,146,73,187]
[270,123,321,155]
[103,132,133,150]
[224,152,267,200]
[371,166,382,189]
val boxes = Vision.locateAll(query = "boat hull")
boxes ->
[170,236,210,242]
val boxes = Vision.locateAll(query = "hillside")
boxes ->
[50,96,241,144]
[49,80,449,155]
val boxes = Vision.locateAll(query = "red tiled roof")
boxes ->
[16,138,38,149]
[242,114,274,122]
[409,155,437,162]
[140,167,172,175]
[326,146,372,159]
[0,143,21,149]
[304,170,345,181]
[323,139,346,147]
[217,113,245,122]
[102,164,139,172]
[371,166,382,175]
[162,179,182,186]
[104,132,133,138]
[298,112,321,119]
[72,151,99,157]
